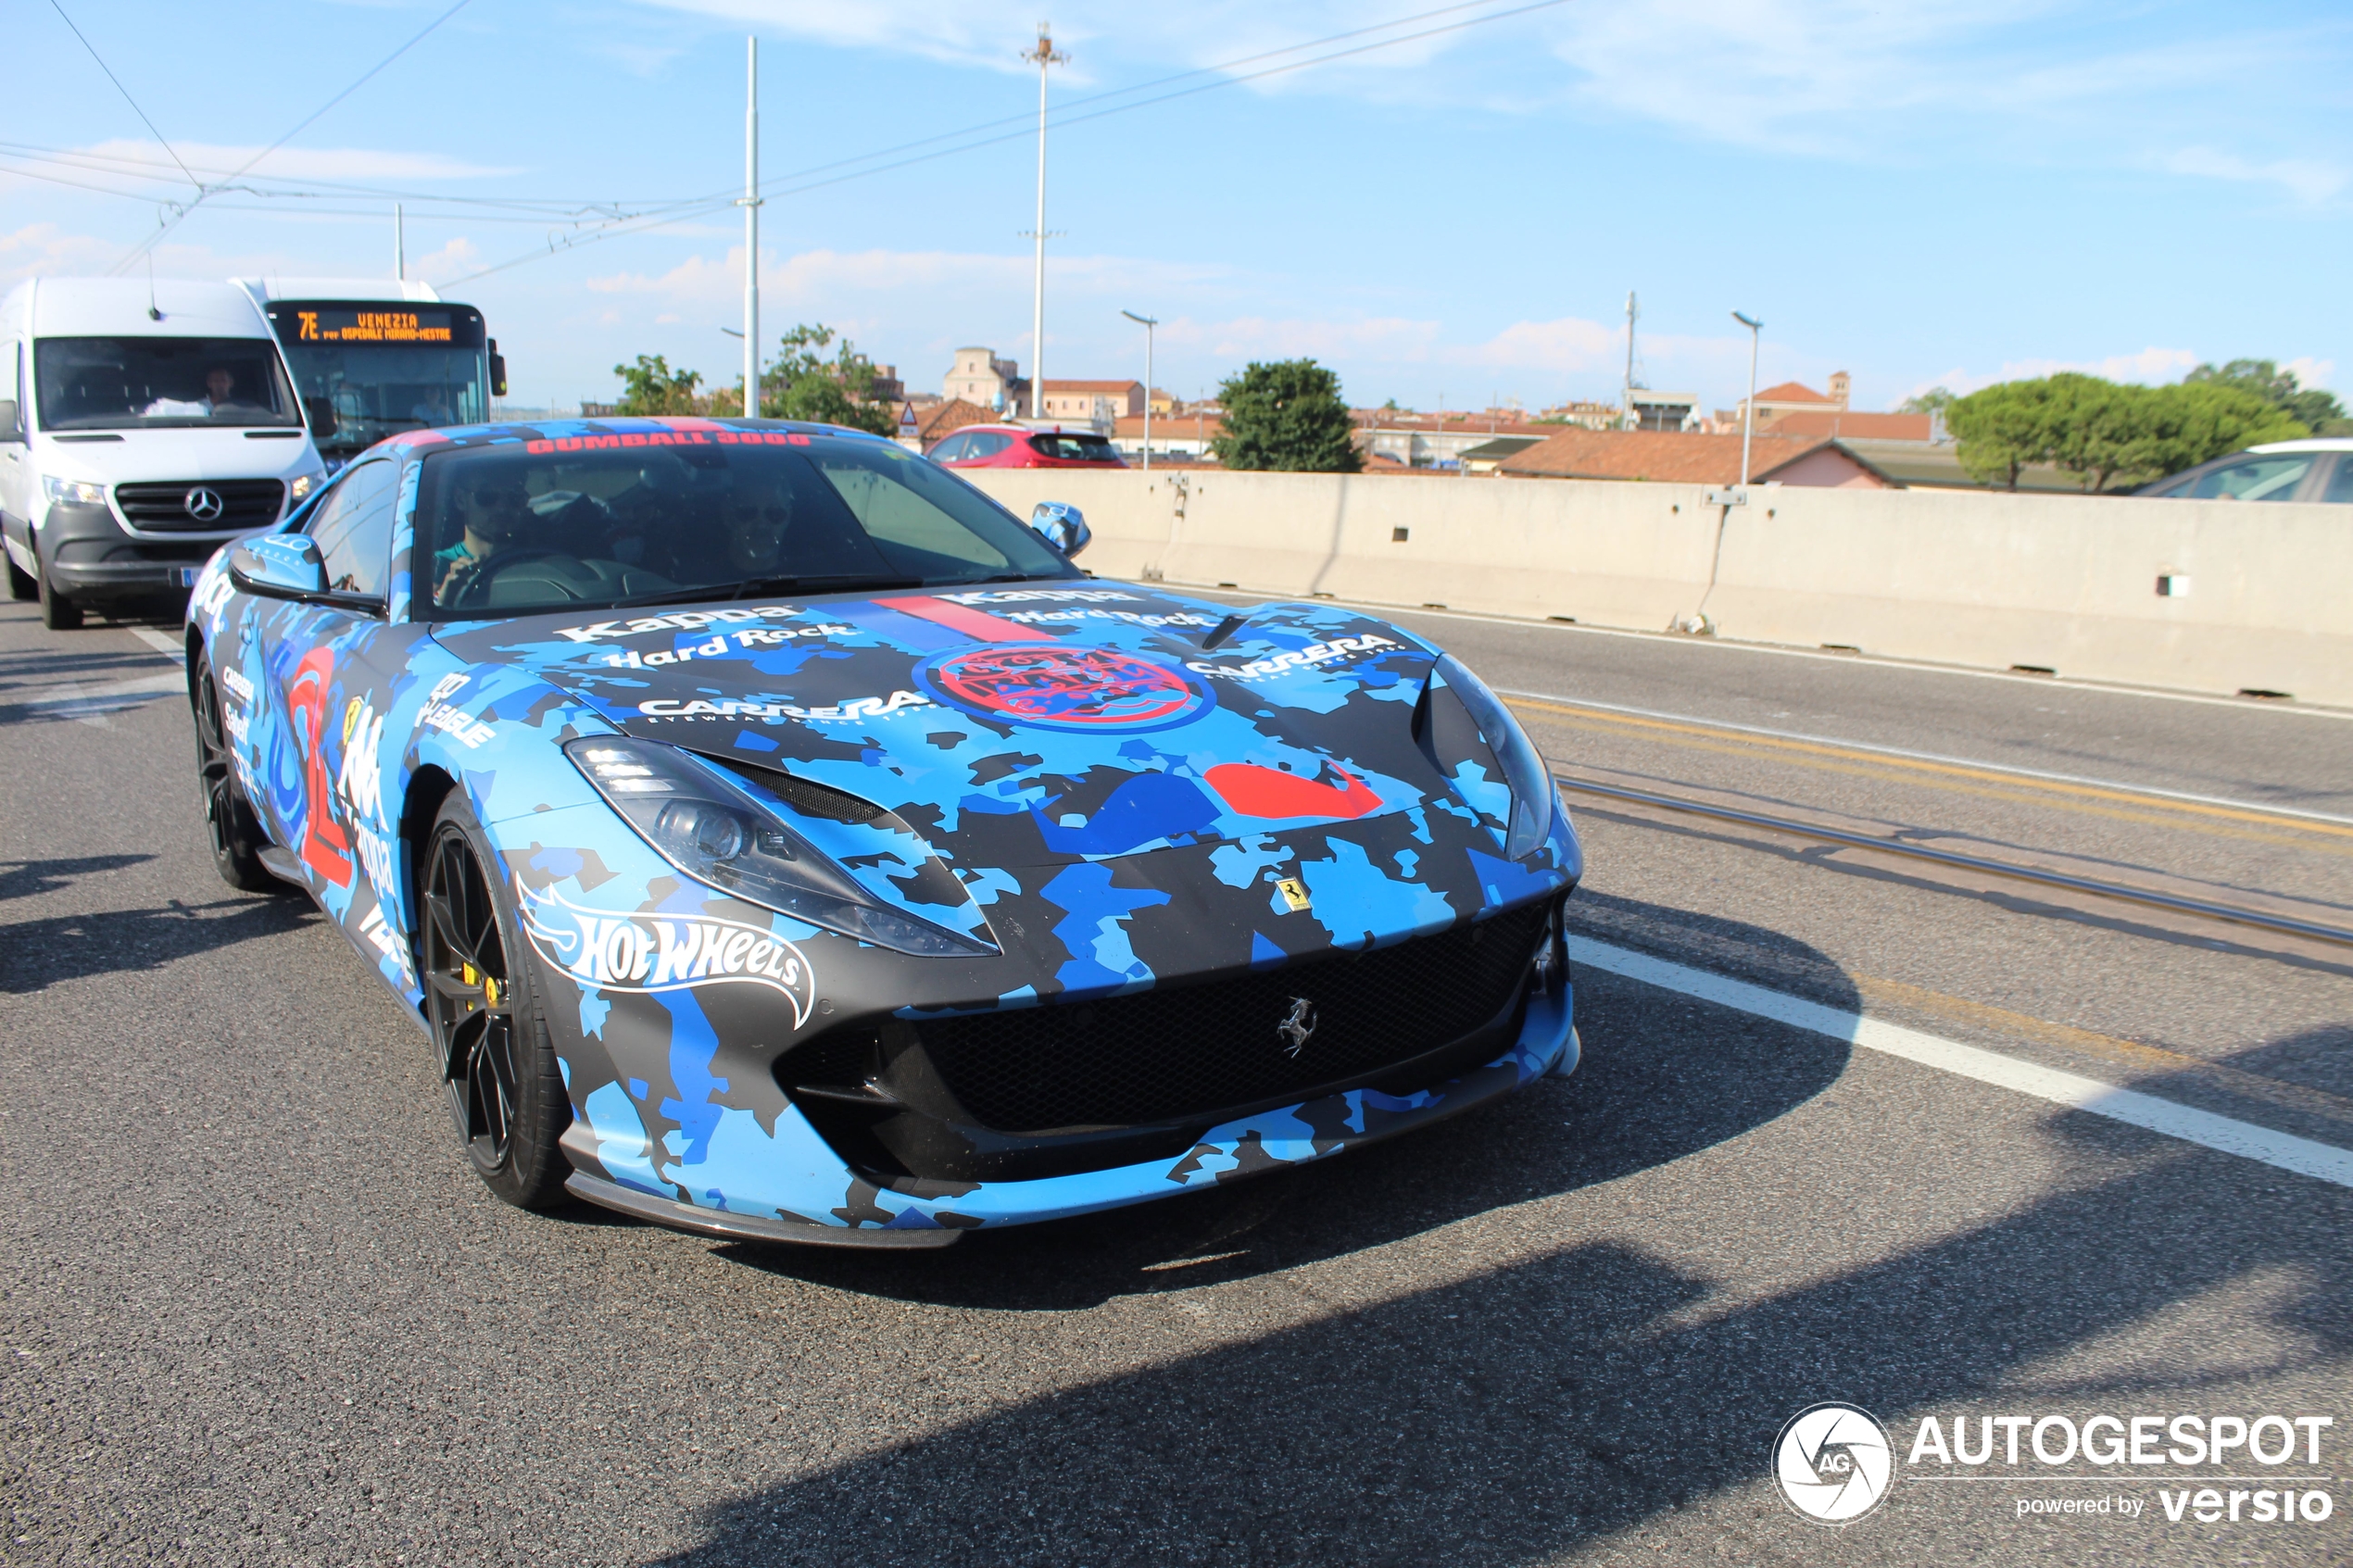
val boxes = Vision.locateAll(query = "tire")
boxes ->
[37,560,82,630]
[420,793,573,1210]
[190,649,281,894]
[6,552,32,601]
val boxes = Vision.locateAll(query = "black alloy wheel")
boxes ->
[190,649,281,893]
[421,795,572,1209]
[36,558,81,630]
[6,553,32,601]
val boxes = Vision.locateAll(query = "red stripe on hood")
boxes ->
[874,596,1054,643]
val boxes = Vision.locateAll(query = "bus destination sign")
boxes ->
[291,308,456,344]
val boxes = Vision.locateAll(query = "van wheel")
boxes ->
[6,556,31,601]
[37,563,82,630]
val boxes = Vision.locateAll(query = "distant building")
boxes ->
[943,347,1029,413]
[1353,409,1560,469]
[1534,399,1620,431]
[1147,387,1181,417]
[1038,380,1144,427]
[1727,373,1852,430]
[1496,428,1895,488]
[1113,411,1225,463]
[1625,390,1701,433]
[868,363,905,404]
[913,398,997,449]
[1759,409,1935,443]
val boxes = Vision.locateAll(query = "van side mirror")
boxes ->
[228,534,329,599]
[0,399,19,441]
[489,340,509,399]
[1028,500,1090,557]
[303,396,338,439]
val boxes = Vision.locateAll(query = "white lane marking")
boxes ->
[1570,936,2353,1191]
[128,625,184,660]
[1502,686,2353,826]
[1177,583,2353,722]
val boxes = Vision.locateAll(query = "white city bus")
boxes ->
[235,278,508,470]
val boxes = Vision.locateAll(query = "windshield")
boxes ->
[281,342,487,454]
[416,431,1080,619]
[34,336,300,432]
[1030,433,1122,462]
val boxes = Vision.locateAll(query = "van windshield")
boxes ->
[416,430,1079,619]
[35,336,301,432]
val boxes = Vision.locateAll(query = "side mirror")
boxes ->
[303,396,338,439]
[1028,500,1090,557]
[228,533,329,599]
[489,341,509,399]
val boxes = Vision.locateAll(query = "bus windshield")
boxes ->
[266,301,489,458]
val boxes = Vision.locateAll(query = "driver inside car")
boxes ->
[434,480,539,605]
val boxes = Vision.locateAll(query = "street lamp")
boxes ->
[1121,309,1158,472]
[1732,311,1763,492]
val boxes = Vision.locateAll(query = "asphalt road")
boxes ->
[3,593,2348,1567]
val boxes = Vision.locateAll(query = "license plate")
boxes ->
[173,566,202,588]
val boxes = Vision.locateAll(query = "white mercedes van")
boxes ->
[0,278,329,629]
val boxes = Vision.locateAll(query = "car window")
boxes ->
[2320,456,2353,505]
[929,433,969,462]
[967,433,1013,459]
[305,459,397,599]
[2181,454,2313,502]
[1028,433,1119,462]
[32,335,301,432]
[413,432,1076,618]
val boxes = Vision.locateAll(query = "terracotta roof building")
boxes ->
[913,398,997,447]
[1040,380,1144,423]
[1757,409,1934,443]
[1495,429,1894,488]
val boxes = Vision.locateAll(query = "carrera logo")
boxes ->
[515,881,816,1028]
[636,689,932,723]
[1188,633,1401,682]
[553,606,806,644]
[921,645,1208,732]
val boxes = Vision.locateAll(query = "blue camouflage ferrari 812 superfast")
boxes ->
[184,416,1581,1248]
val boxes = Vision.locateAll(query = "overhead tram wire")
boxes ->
[109,0,475,274]
[46,0,200,194]
[444,0,1575,286]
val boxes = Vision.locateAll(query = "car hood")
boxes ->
[431,581,1469,871]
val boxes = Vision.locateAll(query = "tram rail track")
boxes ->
[1552,772,2353,950]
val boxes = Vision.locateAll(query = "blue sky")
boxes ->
[7,0,2347,414]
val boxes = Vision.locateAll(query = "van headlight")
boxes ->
[288,472,321,503]
[565,736,993,957]
[1417,654,1555,859]
[42,476,107,508]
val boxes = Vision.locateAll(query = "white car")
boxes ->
[2134,437,2353,504]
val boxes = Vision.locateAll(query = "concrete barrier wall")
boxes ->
[963,468,2353,706]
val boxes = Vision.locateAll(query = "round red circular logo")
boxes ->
[922,645,1208,732]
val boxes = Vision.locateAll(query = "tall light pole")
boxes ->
[740,36,761,418]
[1732,311,1763,489]
[394,203,405,281]
[1023,21,1066,421]
[1121,309,1157,471]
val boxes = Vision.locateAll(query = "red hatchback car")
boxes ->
[926,422,1128,470]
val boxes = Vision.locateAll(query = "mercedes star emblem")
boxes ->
[182,486,225,522]
[1277,997,1317,1057]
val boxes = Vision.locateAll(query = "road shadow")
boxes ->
[708,897,1855,1312]
[0,854,155,905]
[648,1129,2353,1567]
[0,891,317,993]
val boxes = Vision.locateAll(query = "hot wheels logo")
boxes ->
[920,645,1208,733]
[515,881,815,1027]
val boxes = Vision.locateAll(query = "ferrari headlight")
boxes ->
[1427,654,1555,859]
[565,736,990,957]
[287,472,321,503]
[42,475,107,508]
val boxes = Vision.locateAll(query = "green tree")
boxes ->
[1949,372,2309,493]
[2128,383,2308,481]
[1211,359,1361,472]
[748,323,895,434]
[1946,378,2066,490]
[1896,386,1954,417]
[2185,358,2343,433]
[612,354,704,415]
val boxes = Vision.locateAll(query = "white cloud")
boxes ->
[1456,317,1617,371]
[588,245,1227,307]
[2165,147,2347,208]
[2284,356,2334,392]
[0,223,116,287]
[409,236,484,285]
[1197,315,1441,362]
[10,138,516,194]
[1927,346,2201,395]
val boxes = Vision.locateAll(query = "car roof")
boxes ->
[943,423,1101,436]
[381,414,892,452]
[2248,437,2353,454]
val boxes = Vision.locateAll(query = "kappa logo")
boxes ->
[1775,1404,1895,1526]
[515,881,816,1027]
[922,645,1208,732]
